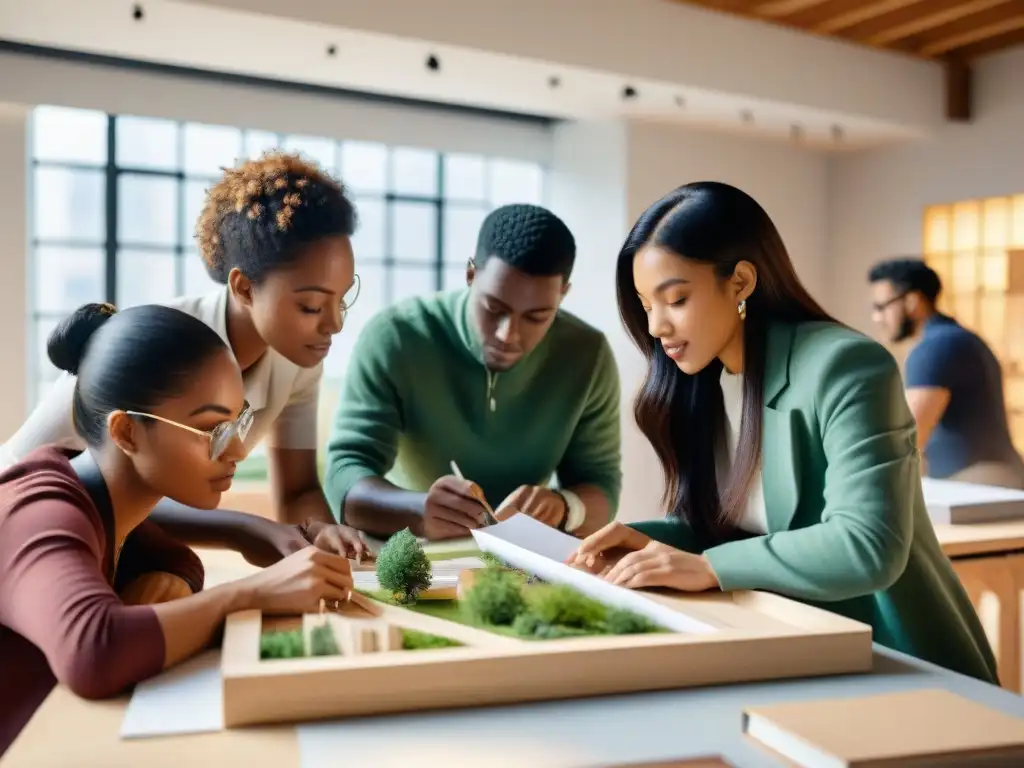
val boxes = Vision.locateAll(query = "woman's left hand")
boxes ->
[601,541,721,592]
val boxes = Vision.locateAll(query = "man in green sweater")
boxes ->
[324,204,622,541]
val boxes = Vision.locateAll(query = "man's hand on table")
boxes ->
[495,485,567,529]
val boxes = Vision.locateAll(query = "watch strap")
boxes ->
[558,488,587,533]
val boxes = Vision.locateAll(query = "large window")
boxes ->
[29,104,545,479]
[923,196,1024,453]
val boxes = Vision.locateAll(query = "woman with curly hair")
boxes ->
[2,151,368,565]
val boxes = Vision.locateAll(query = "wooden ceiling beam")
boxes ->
[754,0,832,20]
[868,0,1011,45]
[954,25,1024,57]
[814,0,922,35]
[920,15,1024,56]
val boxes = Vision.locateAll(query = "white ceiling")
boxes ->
[0,0,944,150]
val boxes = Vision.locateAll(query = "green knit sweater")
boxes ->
[324,289,622,521]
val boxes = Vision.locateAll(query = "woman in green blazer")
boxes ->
[568,181,998,685]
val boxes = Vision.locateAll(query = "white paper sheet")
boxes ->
[471,515,716,634]
[353,556,485,590]
[120,650,224,738]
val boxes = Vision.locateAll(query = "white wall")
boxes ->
[830,47,1024,335]
[0,104,29,439]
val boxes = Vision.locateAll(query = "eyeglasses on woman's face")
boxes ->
[125,401,254,461]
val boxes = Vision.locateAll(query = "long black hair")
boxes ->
[615,181,836,544]
[48,303,229,447]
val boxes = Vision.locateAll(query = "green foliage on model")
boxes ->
[260,629,305,659]
[376,528,432,604]
[401,628,463,650]
[309,624,340,656]
[462,567,527,625]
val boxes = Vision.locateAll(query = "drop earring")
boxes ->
[738,299,747,320]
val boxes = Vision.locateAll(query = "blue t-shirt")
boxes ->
[905,314,1018,478]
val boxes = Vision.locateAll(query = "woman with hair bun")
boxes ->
[2,151,364,565]
[0,302,355,758]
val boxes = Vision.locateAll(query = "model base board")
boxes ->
[222,584,872,728]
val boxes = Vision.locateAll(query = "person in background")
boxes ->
[567,182,997,685]
[868,258,1024,488]
[0,152,370,565]
[326,204,622,541]
[0,303,355,759]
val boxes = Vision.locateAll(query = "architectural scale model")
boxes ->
[221,516,873,728]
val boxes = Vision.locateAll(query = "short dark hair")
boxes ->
[48,303,229,447]
[475,203,575,280]
[867,258,942,303]
[195,151,357,284]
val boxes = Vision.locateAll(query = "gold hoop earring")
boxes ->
[738,299,747,320]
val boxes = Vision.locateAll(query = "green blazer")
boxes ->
[631,321,998,685]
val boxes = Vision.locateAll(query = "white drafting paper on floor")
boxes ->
[352,557,485,590]
[120,650,224,739]
[471,515,716,635]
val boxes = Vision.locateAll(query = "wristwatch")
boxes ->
[557,489,587,533]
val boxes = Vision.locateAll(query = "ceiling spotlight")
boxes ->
[622,85,638,100]
[132,3,144,21]
[548,76,561,89]
[790,123,804,141]
[674,95,686,108]
[326,44,337,57]
[740,109,754,124]
[426,54,441,72]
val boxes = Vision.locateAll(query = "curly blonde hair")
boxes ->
[194,151,356,284]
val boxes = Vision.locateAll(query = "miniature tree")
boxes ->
[309,624,340,656]
[525,584,607,629]
[462,567,527,625]
[376,528,432,604]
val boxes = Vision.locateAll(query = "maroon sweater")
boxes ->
[0,447,205,757]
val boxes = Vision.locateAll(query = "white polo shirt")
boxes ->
[0,288,322,469]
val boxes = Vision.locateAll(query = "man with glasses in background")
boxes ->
[868,258,1024,487]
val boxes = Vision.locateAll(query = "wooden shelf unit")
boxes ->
[923,195,1024,454]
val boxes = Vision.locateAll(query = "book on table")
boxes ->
[742,688,1024,767]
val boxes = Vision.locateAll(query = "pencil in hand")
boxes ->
[449,460,496,526]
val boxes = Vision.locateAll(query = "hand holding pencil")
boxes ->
[419,462,492,540]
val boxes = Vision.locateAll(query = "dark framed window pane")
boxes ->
[323,262,386,380]
[390,201,437,263]
[118,174,179,247]
[117,249,179,307]
[116,115,178,171]
[283,135,337,172]
[392,266,437,303]
[183,180,210,248]
[32,106,107,165]
[34,246,105,314]
[244,130,280,160]
[340,141,388,194]
[352,198,386,260]
[391,147,438,197]
[34,317,62,384]
[488,159,544,206]
[443,263,468,291]
[183,249,222,297]
[183,123,242,176]
[443,204,487,265]
[443,153,486,202]
[33,167,105,242]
